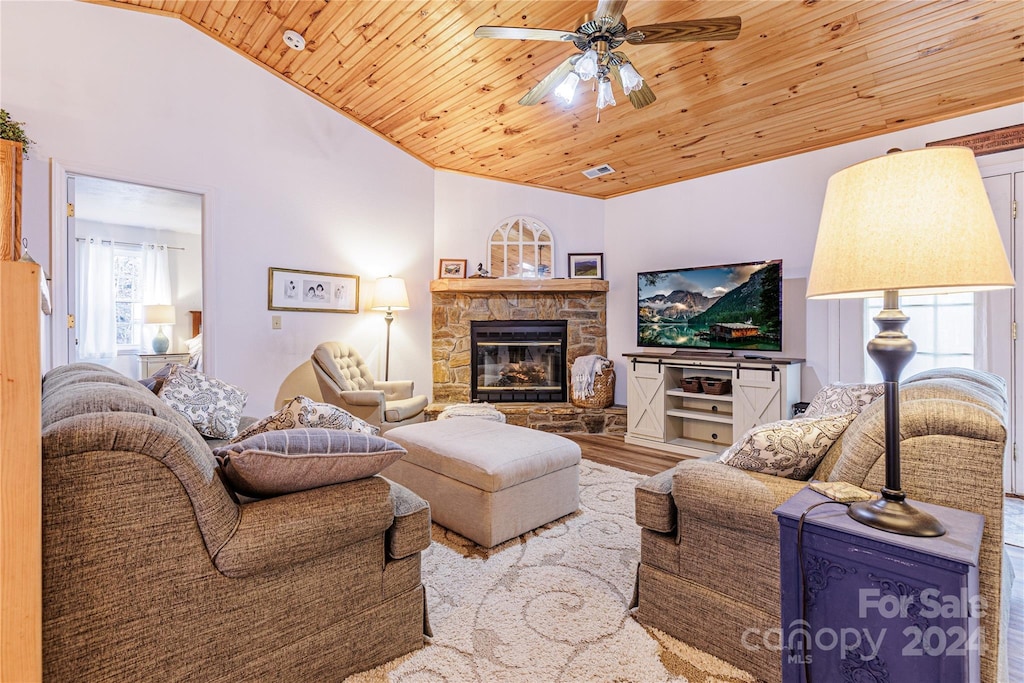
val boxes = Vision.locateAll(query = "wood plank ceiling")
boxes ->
[93,0,1024,199]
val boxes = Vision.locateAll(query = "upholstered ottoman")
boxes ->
[383,419,581,547]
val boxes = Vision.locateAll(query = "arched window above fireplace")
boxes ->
[487,216,554,279]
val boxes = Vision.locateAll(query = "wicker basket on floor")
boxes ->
[570,365,615,408]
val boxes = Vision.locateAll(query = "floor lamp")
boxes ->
[371,275,409,381]
[806,146,1014,537]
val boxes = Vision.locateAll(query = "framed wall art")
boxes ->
[268,267,359,313]
[568,253,604,279]
[439,259,467,279]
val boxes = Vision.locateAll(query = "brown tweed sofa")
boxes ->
[42,363,431,681]
[633,367,1010,683]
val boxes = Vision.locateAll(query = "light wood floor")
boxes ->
[565,433,681,475]
[566,433,1024,681]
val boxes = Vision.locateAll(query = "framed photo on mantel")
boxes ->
[268,267,359,313]
[568,253,604,279]
[439,258,467,279]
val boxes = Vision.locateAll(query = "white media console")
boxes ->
[624,352,803,458]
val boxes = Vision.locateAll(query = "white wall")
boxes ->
[605,103,1024,404]
[1,0,435,414]
[434,171,605,277]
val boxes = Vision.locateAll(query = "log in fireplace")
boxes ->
[471,320,567,402]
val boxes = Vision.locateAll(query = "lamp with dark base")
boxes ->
[807,146,1014,538]
[847,290,945,536]
[370,275,410,382]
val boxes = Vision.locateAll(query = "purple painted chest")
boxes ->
[775,487,984,683]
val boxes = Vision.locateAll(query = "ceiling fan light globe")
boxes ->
[554,72,581,105]
[620,62,644,95]
[575,49,599,81]
[597,78,616,109]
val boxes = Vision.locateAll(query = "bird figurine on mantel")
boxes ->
[470,262,496,278]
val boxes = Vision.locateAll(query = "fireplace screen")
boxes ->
[471,321,568,403]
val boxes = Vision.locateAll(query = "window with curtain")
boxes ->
[863,293,974,382]
[78,239,172,356]
[487,217,555,278]
[114,247,143,348]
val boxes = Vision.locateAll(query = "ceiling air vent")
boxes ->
[582,164,615,179]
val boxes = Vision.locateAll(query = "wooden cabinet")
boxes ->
[1,138,41,680]
[624,353,802,458]
[775,488,983,683]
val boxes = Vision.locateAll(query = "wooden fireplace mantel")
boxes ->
[429,278,609,293]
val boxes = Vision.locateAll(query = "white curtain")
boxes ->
[77,239,115,359]
[142,243,171,305]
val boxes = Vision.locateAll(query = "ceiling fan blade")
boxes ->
[626,16,742,44]
[626,81,657,109]
[595,0,628,28]
[518,56,579,106]
[610,61,657,110]
[474,26,579,42]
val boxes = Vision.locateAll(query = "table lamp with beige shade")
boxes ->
[806,146,1014,536]
[143,304,175,354]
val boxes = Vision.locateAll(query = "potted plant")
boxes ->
[0,109,30,260]
[0,109,33,158]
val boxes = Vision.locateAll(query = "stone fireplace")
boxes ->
[431,279,609,404]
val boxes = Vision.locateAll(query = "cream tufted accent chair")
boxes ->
[311,342,428,432]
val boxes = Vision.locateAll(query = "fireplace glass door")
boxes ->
[471,321,567,402]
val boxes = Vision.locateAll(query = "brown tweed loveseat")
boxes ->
[633,367,1010,683]
[42,363,431,681]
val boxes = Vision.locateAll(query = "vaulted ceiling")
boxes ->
[93,0,1024,199]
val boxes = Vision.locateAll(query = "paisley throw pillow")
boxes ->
[718,413,857,480]
[157,365,247,439]
[229,395,379,443]
[804,382,884,418]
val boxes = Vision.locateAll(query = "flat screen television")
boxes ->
[637,260,782,352]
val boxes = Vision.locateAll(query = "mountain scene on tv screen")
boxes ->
[637,262,782,351]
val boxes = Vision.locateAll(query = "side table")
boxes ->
[774,487,984,683]
[138,352,190,378]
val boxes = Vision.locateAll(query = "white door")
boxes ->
[983,167,1023,494]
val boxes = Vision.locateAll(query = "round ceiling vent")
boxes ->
[283,30,306,51]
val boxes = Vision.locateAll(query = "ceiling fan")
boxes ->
[474,0,741,116]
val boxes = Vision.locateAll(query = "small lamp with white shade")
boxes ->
[143,304,176,354]
[370,276,410,381]
[807,146,1014,537]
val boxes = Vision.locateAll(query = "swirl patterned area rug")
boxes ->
[347,460,755,683]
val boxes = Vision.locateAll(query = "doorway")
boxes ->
[982,158,1024,495]
[62,173,203,379]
